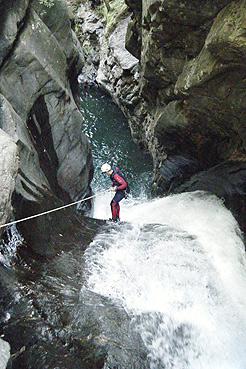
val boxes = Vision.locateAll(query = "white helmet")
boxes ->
[101,163,111,173]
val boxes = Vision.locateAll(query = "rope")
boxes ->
[0,189,109,229]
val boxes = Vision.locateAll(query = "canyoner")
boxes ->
[101,163,130,222]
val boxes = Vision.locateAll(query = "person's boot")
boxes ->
[108,218,118,223]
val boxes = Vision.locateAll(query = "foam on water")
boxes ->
[84,191,246,368]
[0,225,23,267]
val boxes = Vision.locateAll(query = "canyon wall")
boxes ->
[0,0,93,250]
[72,0,246,233]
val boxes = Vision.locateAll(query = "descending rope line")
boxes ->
[0,190,109,229]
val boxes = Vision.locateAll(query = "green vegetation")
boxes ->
[71,0,128,37]
[104,0,128,34]
[41,0,128,38]
[39,0,61,8]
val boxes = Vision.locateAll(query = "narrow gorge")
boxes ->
[0,0,246,368]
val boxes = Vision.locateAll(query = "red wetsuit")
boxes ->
[110,167,127,220]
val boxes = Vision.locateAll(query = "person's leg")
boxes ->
[110,199,117,220]
[110,192,124,221]
[116,203,120,219]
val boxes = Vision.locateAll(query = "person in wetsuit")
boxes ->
[101,163,128,222]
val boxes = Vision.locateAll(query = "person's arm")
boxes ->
[113,173,127,190]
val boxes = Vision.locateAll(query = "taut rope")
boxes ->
[0,190,109,229]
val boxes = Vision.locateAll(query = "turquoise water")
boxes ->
[78,85,153,198]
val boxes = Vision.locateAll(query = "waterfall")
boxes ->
[82,190,246,369]
[79,86,246,368]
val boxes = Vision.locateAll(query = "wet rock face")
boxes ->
[0,0,30,66]
[124,0,246,191]
[0,0,93,250]
[174,0,246,158]
[0,220,148,369]
[0,130,19,235]
[174,161,246,236]
[68,0,246,231]
[97,16,140,110]
[71,0,148,146]
[74,0,246,193]
[131,0,233,102]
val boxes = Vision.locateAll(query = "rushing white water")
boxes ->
[78,85,246,368]
[82,190,246,368]
[0,225,23,267]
